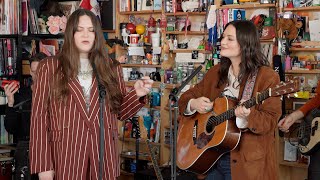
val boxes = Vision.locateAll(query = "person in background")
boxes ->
[29,9,153,180]
[278,83,320,180]
[178,20,282,180]
[4,52,47,180]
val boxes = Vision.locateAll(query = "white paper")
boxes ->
[284,140,298,162]
[309,20,320,41]
[128,47,145,56]
[206,5,217,29]
[153,47,162,54]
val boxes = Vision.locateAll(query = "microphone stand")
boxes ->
[168,65,203,180]
[92,63,106,180]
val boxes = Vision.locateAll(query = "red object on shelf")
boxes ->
[126,23,136,34]
[147,16,156,43]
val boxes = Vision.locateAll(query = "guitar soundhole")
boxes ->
[206,116,217,134]
[206,124,214,134]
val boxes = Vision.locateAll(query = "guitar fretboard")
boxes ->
[208,90,270,127]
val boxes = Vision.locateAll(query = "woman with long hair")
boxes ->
[178,20,281,180]
[29,9,153,180]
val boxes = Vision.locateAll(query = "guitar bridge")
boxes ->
[193,120,198,145]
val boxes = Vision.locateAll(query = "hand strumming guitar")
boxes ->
[190,97,213,114]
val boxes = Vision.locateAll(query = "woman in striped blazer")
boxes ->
[29,9,153,180]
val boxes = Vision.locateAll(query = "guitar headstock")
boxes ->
[271,77,300,97]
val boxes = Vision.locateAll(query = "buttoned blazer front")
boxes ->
[178,64,282,180]
[29,57,144,180]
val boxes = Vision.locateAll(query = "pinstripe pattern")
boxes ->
[30,57,144,179]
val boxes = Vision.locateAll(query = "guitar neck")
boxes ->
[212,89,270,125]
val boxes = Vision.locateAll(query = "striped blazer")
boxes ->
[29,57,144,180]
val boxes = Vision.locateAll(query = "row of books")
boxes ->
[0,0,20,34]
[0,38,17,77]
[0,115,14,145]
[119,0,162,12]
[216,8,246,39]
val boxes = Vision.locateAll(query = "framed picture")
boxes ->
[142,0,153,10]
[293,101,306,110]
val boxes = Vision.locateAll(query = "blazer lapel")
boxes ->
[68,77,89,120]
[89,77,100,120]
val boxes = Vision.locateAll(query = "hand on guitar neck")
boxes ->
[234,100,251,120]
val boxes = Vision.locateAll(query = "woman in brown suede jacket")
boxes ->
[178,20,282,180]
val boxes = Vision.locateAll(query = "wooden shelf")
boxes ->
[125,81,179,89]
[119,10,162,15]
[279,161,308,169]
[121,64,162,68]
[164,144,171,148]
[166,31,207,35]
[287,92,316,99]
[283,6,320,11]
[102,29,115,33]
[0,34,19,38]
[144,104,161,110]
[165,12,207,16]
[218,3,276,9]
[290,47,320,52]
[119,137,161,146]
[120,170,134,176]
[260,38,275,43]
[170,49,211,54]
[285,69,320,74]
[120,154,152,161]
[164,106,175,111]
[0,144,16,150]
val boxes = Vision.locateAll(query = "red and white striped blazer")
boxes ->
[29,57,144,179]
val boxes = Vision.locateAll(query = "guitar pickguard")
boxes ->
[196,132,214,149]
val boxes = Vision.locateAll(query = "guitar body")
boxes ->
[177,96,241,174]
[299,117,320,155]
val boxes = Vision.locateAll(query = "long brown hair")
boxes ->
[217,20,270,88]
[54,9,123,113]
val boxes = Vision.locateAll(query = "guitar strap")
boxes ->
[241,70,258,101]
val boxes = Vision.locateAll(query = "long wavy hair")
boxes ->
[53,9,123,113]
[217,20,270,88]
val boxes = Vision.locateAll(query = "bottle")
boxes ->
[173,35,178,49]
[213,53,219,66]
[205,58,212,71]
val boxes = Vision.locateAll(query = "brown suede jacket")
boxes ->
[178,64,282,180]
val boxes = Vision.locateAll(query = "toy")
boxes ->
[277,17,303,41]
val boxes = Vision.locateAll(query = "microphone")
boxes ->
[170,65,203,100]
[0,80,20,89]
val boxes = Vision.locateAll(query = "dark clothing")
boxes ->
[309,150,320,180]
[4,87,36,180]
[4,87,32,142]
[14,141,38,180]
[205,153,232,180]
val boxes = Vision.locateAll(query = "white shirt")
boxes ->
[184,67,248,129]
[78,58,93,112]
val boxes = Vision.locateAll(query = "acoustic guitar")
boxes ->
[176,78,300,174]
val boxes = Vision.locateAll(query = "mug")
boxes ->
[129,34,140,47]
[120,159,131,172]
[149,72,161,81]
